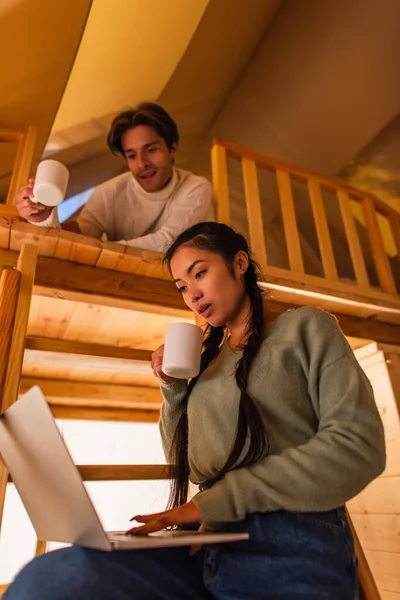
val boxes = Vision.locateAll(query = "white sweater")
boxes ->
[31,168,213,252]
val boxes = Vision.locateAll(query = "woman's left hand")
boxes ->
[126,500,201,536]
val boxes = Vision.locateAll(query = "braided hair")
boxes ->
[164,222,269,508]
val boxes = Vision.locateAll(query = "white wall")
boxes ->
[0,420,168,584]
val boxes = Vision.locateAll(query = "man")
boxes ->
[16,103,212,252]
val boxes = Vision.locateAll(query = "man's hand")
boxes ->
[15,177,53,223]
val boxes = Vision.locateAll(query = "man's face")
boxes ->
[121,125,176,192]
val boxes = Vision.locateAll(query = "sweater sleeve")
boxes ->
[159,379,188,462]
[78,186,111,240]
[193,310,386,527]
[117,179,212,252]
[27,208,60,228]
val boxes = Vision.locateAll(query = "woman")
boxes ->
[5,222,385,600]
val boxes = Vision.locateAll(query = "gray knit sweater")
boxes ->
[159,307,386,528]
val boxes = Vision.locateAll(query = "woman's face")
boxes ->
[170,245,249,328]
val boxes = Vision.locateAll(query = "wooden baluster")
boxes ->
[241,158,267,270]
[6,125,37,209]
[0,268,20,545]
[0,269,21,398]
[361,197,396,295]
[307,180,338,280]
[0,244,38,530]
[389,214,400,263]
[276,170,304,274]
[211,143,231,225]
[35,539,47,557]
[337,192,370,289]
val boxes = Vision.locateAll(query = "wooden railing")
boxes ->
[212,139,400,308]
[0,125,37,218]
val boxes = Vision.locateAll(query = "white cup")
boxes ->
[31,160,69,207]
[162,323,203,379]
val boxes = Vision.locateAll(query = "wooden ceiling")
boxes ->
[0,0,92,199]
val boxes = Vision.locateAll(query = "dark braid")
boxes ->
[164,222,269,508]
[204,260,268,487]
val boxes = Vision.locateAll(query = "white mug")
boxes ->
[31,160,69,207]
[162,322,203,379]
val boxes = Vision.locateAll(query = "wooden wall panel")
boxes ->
[349,347,400,598]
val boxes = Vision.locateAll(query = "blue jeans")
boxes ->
[4,508,357,599]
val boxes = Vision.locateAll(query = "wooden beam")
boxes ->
[0,218,11,248]
[261,265,400,315]
[25,336,152,362]
[24,337,154,374]
[35,256,183,313]
[23,349,153,374]
[8,465,171,483]
[0,206,20,219]
[77,464,171,481]
[0,127,23,143]
[50,405,160,422]
[19,378,161,407]
[0,248,189,317]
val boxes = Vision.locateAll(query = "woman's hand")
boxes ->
[151,344,177,385]
[126,500,201,535]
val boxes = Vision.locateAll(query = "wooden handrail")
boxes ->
[212,138,400,310]
[213,138,399,220]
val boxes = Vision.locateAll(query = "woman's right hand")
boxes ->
[151,345,177,385]
[15,177,53,223]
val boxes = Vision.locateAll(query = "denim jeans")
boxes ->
[4,507,357,600]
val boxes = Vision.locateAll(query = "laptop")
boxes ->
[0,386,249,551]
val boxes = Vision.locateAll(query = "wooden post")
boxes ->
[361,198,397,295]
[0,269,21,398]
[307,180,338,280]
[0,244,38,530]
[6,125,37,209]
[242,158,267,270]
[2,244,38,411]
[35,539,47,557]
[337,192,370,289]
[211,143,231,225]
[276,170,304,274]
